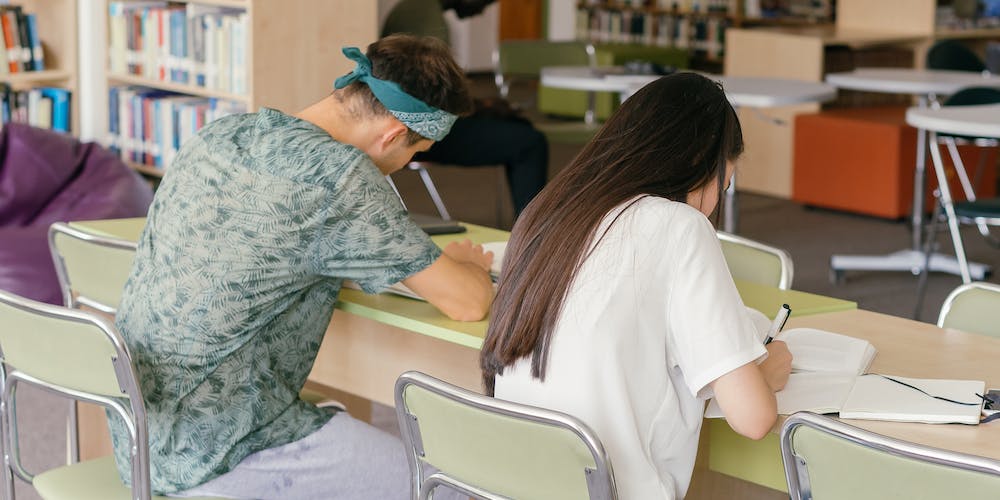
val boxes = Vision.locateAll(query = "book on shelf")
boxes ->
[108,2,248,95]
[0,5,45,74]
[0,83,70,132]
[576,6,728,57]
[107,86,245,171]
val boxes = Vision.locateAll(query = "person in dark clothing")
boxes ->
[382,0,549,217]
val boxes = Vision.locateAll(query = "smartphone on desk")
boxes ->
[983,389,1000,416]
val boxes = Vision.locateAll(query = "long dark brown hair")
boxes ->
[480,72,744,395]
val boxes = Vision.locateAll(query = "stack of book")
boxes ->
[108,2,248,94]
[1,84,70,132]
[0,4,45,75]
[575,7,728,59]
[108,86,245,170]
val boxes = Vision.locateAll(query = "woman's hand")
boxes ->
[760,341,793,392]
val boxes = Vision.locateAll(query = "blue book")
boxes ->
[108,86,120,153]
[24,13,42,71]
[38,87,69,133]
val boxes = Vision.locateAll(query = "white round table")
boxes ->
[825,68,1000,281]
[906,103,1000,284]
[539,67,837,233]
[540,67,837,107]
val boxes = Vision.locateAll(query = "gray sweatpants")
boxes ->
[171,411,461,500]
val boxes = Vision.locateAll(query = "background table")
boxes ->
[540,67,836,234]
[825,68,1000,281]
[905,102,1000,283]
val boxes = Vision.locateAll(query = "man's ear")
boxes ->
[375,120,410,154]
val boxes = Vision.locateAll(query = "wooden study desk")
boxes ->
[72,216,859,499]
[694,308,1000,499]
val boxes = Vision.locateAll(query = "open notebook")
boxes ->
[706,327,877,417]
[344,241,506,300]
[706,328,986,424]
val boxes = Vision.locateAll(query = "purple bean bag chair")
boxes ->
[0,123,153,304]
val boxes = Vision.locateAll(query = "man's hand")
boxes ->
[759,341,793,392]
[443,239,493,274]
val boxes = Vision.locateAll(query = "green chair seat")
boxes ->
[34,456,220,500]
[954,198,1000,220]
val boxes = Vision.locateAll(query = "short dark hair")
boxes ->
[338,34,473,143]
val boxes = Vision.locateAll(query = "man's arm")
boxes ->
[403,240,494,321]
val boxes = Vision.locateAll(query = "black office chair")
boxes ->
[915,86,1000,318]
[927,39,987,74]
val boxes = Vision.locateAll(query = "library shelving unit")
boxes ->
[103,0,378,178]
[1,0,79,134]
[574,0,834,70]
[724,0,1000,198]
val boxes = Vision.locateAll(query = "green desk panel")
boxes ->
[736,280,857,319]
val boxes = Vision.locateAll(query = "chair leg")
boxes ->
[411,165,451,221]
[914,196,942,320]
[68,400,79,464]
[929,133,973,283]
[723,172,738,233]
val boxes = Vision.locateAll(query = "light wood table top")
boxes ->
[783,308,1000,461]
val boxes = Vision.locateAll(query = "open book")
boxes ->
[344,241,506,301]
[706,328,986,424]
[706,327,877,417]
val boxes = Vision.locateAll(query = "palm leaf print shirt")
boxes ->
[110,108,441,493]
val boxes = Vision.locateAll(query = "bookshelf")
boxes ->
[574,1,834,68]
[100,0,378,177]
[0,0,78,134]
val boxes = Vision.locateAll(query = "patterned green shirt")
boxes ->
[111,108,441,494]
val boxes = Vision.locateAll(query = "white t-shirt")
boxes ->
[494,196,767,499]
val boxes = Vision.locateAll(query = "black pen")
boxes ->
[764,304,791,345]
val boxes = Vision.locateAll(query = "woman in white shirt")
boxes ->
[480,72,793,499]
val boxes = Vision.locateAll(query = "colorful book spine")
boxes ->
[25,13,42,71]
[0,85,70,132]
[107,86,245,170]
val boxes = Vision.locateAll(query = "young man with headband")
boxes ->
[110,35,491,499]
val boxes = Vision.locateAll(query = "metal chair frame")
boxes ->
[781,411,1000,500]
[394,371,617,500]
[717,231,795,290]
[937,281,1000,330]
[0,290,152,500]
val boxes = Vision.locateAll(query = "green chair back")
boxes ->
[494,39,606,141]
[718,231,794,290]
[781,412,1000,500]
[0,290,126,397]
[395,371,617,500]
[49,222,138,314]
[937,282,1000,338]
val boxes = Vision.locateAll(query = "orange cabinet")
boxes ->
[793,106,996,219]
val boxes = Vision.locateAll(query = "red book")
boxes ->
[1,12,18,73]
[143,97,154,166]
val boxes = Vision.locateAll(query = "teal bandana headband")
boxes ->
[334,47,457,141]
